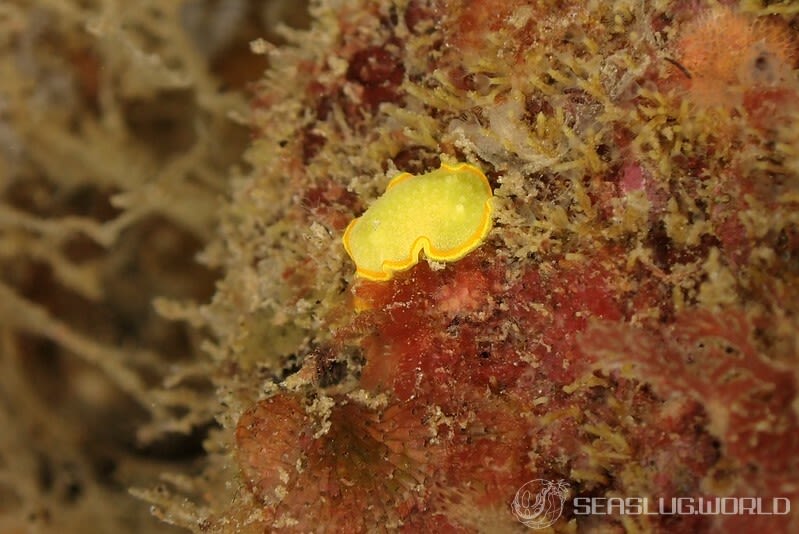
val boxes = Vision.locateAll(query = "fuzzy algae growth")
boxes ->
[343,163,494,281]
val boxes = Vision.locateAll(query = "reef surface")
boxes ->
[202,1,799,532]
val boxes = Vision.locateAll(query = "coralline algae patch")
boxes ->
[582,310,799,533]
[351,252,626,402]
[235,251,693,531]
[342,163,494,281]
[236,394,433,531]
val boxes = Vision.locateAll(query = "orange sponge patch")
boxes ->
[675,8,797,107]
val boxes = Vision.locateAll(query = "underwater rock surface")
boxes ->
[206,1,799,532]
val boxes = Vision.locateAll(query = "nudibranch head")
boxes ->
[342,162,494,281]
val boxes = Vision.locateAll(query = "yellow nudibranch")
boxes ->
[342,162,494,281]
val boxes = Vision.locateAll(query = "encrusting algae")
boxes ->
[2,1,799,533]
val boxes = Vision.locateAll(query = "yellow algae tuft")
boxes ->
[343,163,494,281]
